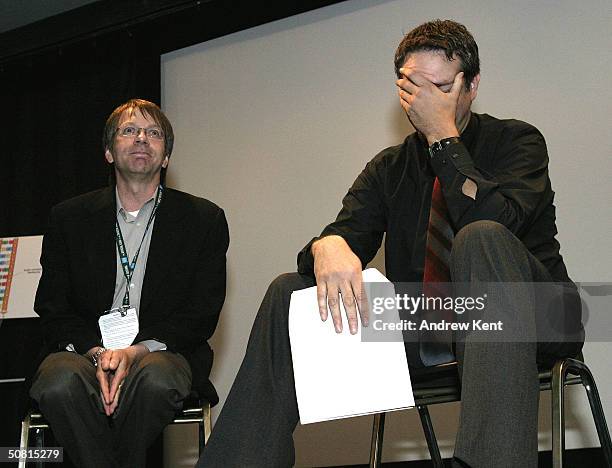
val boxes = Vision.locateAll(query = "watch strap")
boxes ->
[90,347,107,367]
[429,136,461,158]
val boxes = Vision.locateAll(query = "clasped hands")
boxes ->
[90,344,149,416]
[396,67,463,144]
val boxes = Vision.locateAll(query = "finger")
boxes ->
[105,372,115,405]
[97,367,111,404]
[352,275,369,328]
[109,381,123,415]
[317,282,329,321]
[398,92,410,114]
[398,89,414,106]
[450,72,464,98]
[98,350,111,371]
[399,68,429,87]
[108,351,122,371]
[100,390,112,416]
[108,351,131,401]
[398,88,413,114]
[395,77,419,95]
[100,349,117,372]
[115,381,123,403]
[108,372,124,403]
[108,396,119,415]
[326,286,343,333]
[340,280,359,334]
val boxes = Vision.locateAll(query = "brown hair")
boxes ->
[394,19,480,90]
[103,98,174,157]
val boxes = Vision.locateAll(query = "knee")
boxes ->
[253,273,314,326]
[452,220,512,257]
[134,354,191,400]
[30,353,89,404]
[268,272,315,297]
[455,220,510,245]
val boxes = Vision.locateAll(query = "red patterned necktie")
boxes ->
[423,177,455,283]
[420,176,455,366]
[423,177,453,283]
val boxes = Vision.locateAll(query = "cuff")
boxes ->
[138,339,168,352]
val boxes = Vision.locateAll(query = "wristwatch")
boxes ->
[428,136,461,158]
[90,347,107,367]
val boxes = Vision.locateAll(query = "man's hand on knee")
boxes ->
[96,344,149,415]
[312,235,368,334]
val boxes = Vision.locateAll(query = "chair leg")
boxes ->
[203,403,212,444]
[567,360,612,467]
[369,412,386,468]
[417,405,444,468]
[35,428,45,447]
[35,428,45,468]
[19,413,31,468]
[197,402,212,455]
[551,360,567,468]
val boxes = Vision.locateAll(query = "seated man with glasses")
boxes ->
[29,99,229,468]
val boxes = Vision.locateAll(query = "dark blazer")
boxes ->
[33,186,229,405]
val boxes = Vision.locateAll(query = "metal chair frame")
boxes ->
[368,358,612,468]
[18,400,211,468]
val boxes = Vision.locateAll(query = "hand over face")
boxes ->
[396,68,463,144]
[312,235,369,334]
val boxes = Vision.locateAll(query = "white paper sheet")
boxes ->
[289,268,414,424]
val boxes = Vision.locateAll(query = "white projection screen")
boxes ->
[161,0,612,466]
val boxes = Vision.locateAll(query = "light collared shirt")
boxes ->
[111,186,166,352]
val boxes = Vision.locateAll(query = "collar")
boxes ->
[459,112,478,150]
[115,186,158,222]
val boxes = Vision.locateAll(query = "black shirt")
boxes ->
[297,112,572,284]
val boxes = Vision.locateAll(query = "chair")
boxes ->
[368,357,612,468]
[18,393,211,468]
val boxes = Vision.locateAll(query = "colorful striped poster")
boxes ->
[0,236,43,318]
[0,238,18,313]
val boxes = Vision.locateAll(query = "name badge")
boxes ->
[98,307,139,349]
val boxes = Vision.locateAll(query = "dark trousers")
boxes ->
[29,351,192,468]
[198,221,582,468]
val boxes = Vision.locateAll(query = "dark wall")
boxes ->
[0,38,160,237]
[0,34,160,451]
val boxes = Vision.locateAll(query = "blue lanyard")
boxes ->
[114,186,164,307]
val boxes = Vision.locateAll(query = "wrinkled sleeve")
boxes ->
[133,208,229,353]
[297,157,387,277]
[430,123,549,236]
[35,207,101,353]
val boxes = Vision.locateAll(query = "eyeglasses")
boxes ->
[116,125,164,140]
